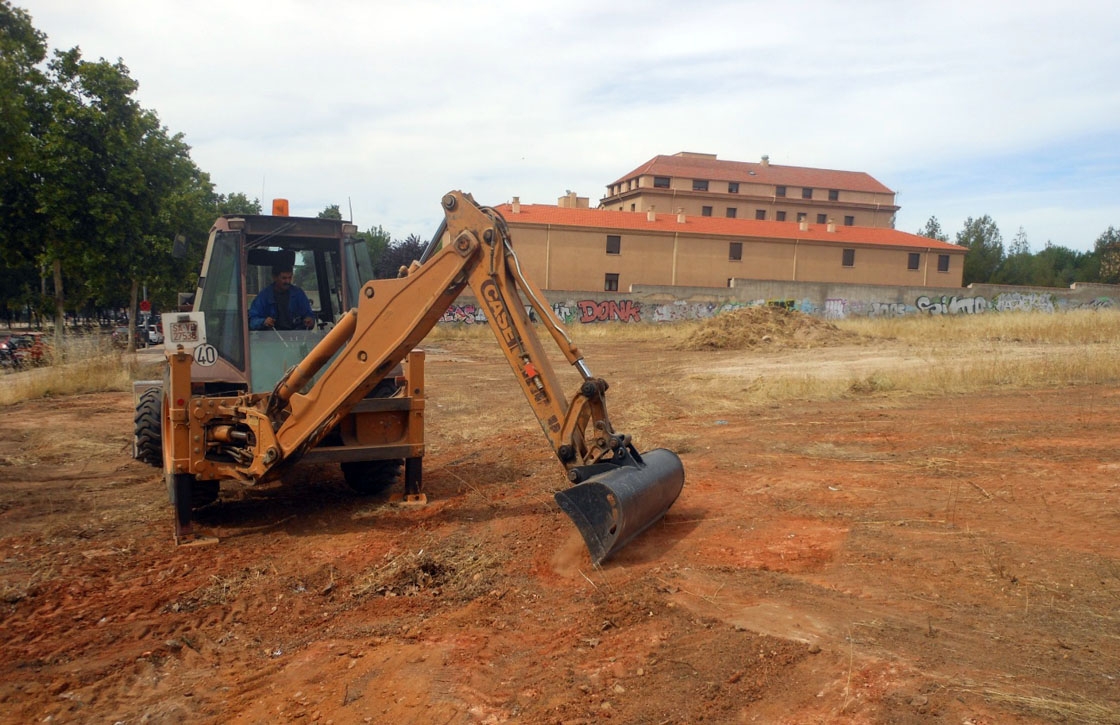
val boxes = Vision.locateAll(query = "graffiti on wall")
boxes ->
[439,290,1119,324]
[1064,296,1115,310]
[575,299,642,323]
[916,295,989,315]
[440,303,488,324]
[992,292,1055,313]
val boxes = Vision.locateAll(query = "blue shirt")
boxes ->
[249,284,314,330]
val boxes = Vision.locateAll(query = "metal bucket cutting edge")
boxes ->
[555,448,684,565]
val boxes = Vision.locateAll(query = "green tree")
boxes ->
[25,43,214,349]
[354,225,392,274]
[916,216,949,243]
[317,204,343,220]
[1094,226,1120,284]
[215,192,261,215]
[374,233,427,279]
[956,215,1004,285]
[0,1,50,326]
[991,227,1032,285]
[1027,244,1095,288]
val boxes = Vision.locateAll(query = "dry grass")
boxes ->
[0,336,163,407]
[950,684,1120,724]
[672,343,1120,414]
[834,307,1120,344]
[424,310,1120,441]
[7,310,1119,412]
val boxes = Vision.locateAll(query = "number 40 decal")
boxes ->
[193,343,218,367]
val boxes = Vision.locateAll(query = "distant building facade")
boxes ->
[600,151,899,229]
[499,201,965,292]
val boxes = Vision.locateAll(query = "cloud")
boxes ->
[23,0,1120,249]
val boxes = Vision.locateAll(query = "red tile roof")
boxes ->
[497,203,965,254]
[609,153,895,195]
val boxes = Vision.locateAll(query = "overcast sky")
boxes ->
[21,0,1120,252]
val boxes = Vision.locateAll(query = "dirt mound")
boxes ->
[677,306,858,351]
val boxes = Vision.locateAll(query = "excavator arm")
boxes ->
[173,192,684,563]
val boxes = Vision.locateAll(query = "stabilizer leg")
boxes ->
[170,473,195,544]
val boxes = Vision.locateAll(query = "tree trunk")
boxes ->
[52,258,64,360]
[128,278,139,352]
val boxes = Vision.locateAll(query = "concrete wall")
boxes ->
[438,280,1119,326]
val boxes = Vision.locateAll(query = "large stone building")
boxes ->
[601,151,899,229]
[489,151,963,293]
[499,200,965,292]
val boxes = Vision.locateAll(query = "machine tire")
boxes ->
[133,387,163,467]
[341,459,402,495]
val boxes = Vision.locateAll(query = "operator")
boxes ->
[249,264,316,330]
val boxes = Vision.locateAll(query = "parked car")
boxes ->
[142,321,163,345]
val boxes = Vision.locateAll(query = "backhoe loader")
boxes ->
[134,191,684,564]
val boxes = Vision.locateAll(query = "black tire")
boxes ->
[133,387,163,467]
[341,459,402,495]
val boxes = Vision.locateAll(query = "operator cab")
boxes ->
[190,202,376,394]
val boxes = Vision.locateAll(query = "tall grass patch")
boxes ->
[835,308,1120,344]
[0,334,162,406]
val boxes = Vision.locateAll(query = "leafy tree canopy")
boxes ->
[215,192,261,215]
[956,215,1004,286]
[374,233,427,279]
[916,216,949,243]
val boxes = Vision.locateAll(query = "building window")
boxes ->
[828,189,839,201]
[908,252,921,270]
[729,242,742,261]
[776,211,786,222]
[755,209,766,220]
[844,215,854,226]
[816,214,827,224]
[728,182,739,193]
[701,206,713,217]
[604,273,619,291]
[654,176,670,188]
[726,208,737,218]
[776,186,787,197]
[606,235,621,255]
[938,254,950,272]
[842,249,855,267]
[796,212,807,222]
[693,179,709,191]
[802,187,813,199]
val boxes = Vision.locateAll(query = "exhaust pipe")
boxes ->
[555,448,684,565]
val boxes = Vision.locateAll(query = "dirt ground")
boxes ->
[1,335,1118,724]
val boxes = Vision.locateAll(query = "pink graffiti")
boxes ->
[440,304,485,323]
[577,299,642,323]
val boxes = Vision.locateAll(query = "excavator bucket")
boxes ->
[555,448,684,565]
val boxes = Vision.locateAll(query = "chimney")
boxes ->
[799,220,809,232]
[761,155,770,167]
[511,196,520,214]
[677,208,686,224]
[647,206,656,222]
[827,218,836,233]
